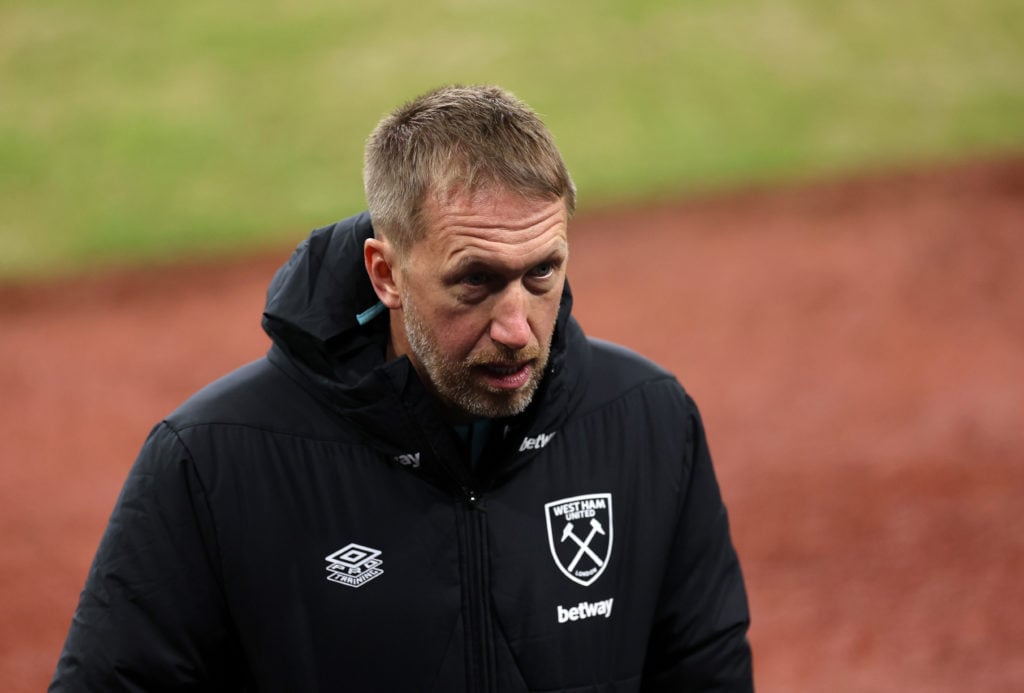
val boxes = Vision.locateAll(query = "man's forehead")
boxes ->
[428,180,558,208]
[422,187,566,234]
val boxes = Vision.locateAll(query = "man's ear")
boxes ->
[364,237,403,309]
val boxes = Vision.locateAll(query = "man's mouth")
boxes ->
[477,361,532,390]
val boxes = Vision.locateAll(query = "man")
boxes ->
[52,85,752,691]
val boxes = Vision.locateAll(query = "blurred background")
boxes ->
[3,0,1021,278]
[2,1,1023,690]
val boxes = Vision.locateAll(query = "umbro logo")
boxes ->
[519,431,556,452]
[325,543,384,588]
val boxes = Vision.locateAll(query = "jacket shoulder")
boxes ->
[164,357,338,438]
[581,337,688,409]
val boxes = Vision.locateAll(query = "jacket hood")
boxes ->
[263,212,385,381]
[261,212,588,491]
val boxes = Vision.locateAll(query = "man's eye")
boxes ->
[462,273,489,287]
[529,263,554,279]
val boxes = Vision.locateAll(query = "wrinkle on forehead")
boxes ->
[422,188,569,269]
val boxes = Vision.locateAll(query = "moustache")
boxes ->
[466,344,543,367]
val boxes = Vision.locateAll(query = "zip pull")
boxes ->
[464,489,486,509]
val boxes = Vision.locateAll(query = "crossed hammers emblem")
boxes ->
[560,518,606,572]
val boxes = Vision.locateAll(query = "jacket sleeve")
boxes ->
[641,395,753,691]
[50,423,246,692]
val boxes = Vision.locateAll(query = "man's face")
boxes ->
[394,187,569,420]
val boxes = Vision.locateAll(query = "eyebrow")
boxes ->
[443,244,568,281]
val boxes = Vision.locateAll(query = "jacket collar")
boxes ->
[261,212,588,490]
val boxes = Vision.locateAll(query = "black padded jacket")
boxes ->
[51,212,753,692]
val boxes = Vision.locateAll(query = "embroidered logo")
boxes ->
[557,597,614,623]
[544,493,613,586]
[325,543,384,588]
[520,431,556,452]
[394,452,421,468]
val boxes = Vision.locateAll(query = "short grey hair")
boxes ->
[363,85,576,257]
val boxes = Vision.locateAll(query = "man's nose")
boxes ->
[489,285,532,351]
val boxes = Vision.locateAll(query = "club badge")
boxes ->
[544,493,613,586]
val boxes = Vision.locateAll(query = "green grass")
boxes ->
[2,0,1022,279]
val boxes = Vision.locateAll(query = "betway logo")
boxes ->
[557,597,614,624]
[520,432,556,452]
[393,452,420,468]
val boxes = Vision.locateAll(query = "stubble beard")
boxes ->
[401,289,553,419]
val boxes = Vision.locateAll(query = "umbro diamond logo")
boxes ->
[520,431,556,452]
[325,543,383,588]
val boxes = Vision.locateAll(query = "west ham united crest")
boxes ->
[545,493,614,586]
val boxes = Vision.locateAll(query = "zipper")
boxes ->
[458,492,494,691]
